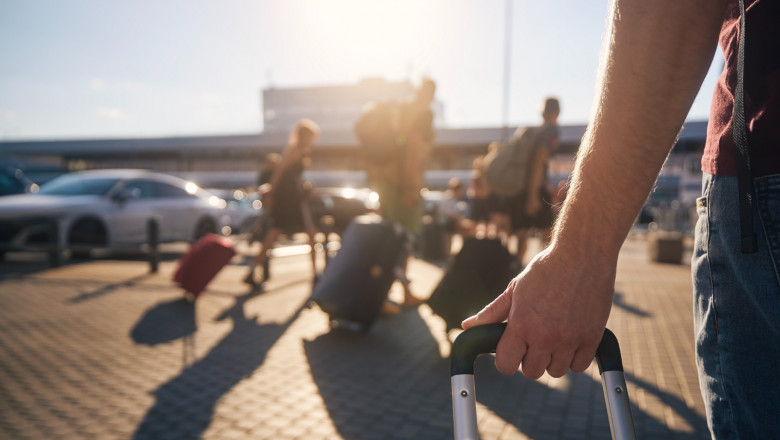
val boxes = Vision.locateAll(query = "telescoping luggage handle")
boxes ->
[450,323,636,440]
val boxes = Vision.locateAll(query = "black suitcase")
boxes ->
[310,214,408,331]
[427,237,516,331]
[451,323,637,440]
[419,221,451,261]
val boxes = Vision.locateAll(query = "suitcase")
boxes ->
[310,214,407,331]
[450,323,636,440]
[427,238,515,331]
[173,233,236,298]
[419,221,451,261]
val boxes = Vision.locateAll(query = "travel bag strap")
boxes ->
[733,0,757,253]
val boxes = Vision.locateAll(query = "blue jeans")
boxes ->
[692,173,780,439]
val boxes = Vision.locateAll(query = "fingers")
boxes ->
[570,339,601,373]
[494,329,527,376]
[495,326,598,379]
[520,349,551,380]
[461,287,513,330]
[497,326,571,379]
[545,349,576,378]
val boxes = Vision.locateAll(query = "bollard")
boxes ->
[148,219,159,273]
[48,220,63,267]
[647,231,684,264]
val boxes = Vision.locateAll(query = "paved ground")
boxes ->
[0,234,709,439]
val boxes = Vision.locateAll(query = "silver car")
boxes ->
[0,169,228,263]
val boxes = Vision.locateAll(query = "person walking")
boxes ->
[510,97,561,267]
[358,77,437,309]
[243,119,321,288]
[462,1,780,438]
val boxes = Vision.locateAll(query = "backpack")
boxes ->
[483,125,555,197]
[354,101,401,164]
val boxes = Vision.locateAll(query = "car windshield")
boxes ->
[38,175,120,196]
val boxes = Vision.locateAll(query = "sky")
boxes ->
[0,0,724,141]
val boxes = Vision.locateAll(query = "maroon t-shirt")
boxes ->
[702,0,780,177]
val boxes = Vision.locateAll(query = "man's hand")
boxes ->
[461,245,616,379]
[460,0,727,382]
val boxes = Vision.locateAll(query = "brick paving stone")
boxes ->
[0,236,711,439]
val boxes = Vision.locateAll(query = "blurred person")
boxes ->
[468,155,493,236]
[479,143,517,238]
[243,119,321,288]
[247,152,282,245]
[390,77,437,308]
[358,77,436,309]
[462,1,780,438]
[437,177,474,237]
[509,97,561,266]
[256,153,281,196]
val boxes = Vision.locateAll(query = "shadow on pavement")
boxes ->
[130,297,197,346]
[131,290,305,440]
[613,291,652,318]
[305,307,708,440]
[0,259,65,280]
[304,309,454,440]
[625,373,711,438]
[68,273,157,304]
[473,355,709,439]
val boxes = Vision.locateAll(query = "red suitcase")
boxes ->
[173,234,236,298]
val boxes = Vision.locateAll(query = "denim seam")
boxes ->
[706,175,736,439]
[755,176,780,287]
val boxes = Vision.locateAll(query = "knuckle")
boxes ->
[570,358,592,372]
[546,366,567,378]
[522,364,544,380]
[495,358,520,376]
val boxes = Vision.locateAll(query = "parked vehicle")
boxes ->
[207,189,263,235]
[0,169,228,263]
[310,187,379,235]
[0,165,39,196]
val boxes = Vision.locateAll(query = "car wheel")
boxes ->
[68,217,107,258]
[193,218,216,242]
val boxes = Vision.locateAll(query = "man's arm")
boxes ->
[462,0,727,379]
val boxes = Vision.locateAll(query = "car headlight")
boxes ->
[209,196,227,209]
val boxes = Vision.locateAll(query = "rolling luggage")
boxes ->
[173,233,236,298]
[450,323,636,440]
[310,214,408,331]
[419,221,451,261]
[427,237,515,331]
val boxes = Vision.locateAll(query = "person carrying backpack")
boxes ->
[483,97,561,266]
[354,77,437,309]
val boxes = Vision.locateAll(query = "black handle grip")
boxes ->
[450,323,624,376]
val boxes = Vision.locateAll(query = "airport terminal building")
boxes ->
[0,78,706,192]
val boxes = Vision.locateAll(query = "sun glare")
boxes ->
[302,0,441,73]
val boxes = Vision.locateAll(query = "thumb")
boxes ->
[461,288,512,329]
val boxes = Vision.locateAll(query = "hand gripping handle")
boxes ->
[450,323,622,376]
[450,323,635,440]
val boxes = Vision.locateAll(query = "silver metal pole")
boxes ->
[601,371,637,440]
[451,374,479,440]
